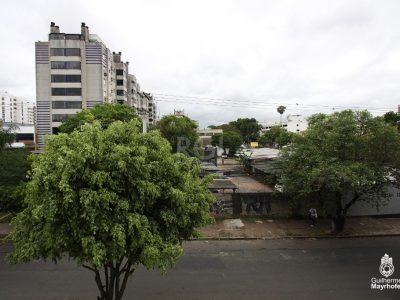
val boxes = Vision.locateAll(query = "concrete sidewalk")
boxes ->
[2,217,400,240]
[200,217,400,239]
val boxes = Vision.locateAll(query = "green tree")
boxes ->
[0,125,30,212]
[277,105,286,126]
[0,125,16,151]
[210,123,241,134]
[229,118,262,143]
[154,115,200,156]
[0,148,31,212]
[59,103,140,134]
[278,110,400,232]
[211,131,243,156]
[9,120,215,300]
[259,126,296,148]
[382,111,400,131]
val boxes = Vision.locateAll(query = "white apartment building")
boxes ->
[0,90,35,125]
[35,22,156,149]
[262,114,308,134]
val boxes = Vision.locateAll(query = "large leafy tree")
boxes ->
[211,131,243,156]
[154,115,200,156]
[59,103,140,134]
[259,126,296,148]
[9,120,215,300]
[278,110,400,232]
[382,111,400,131]
[0,148,30,212]
[0,125,16,151]
[0,125,30,212]
[229,118,262,143]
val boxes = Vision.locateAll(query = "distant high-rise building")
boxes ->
[35,22,156,149]
[0,90,35,125]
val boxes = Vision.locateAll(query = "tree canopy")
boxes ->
[58,103,140,134]
[259,126,296,148]
[278,110,400,232]
[154,115,200,156]
[0,125,16,151]
[382,111,400,131]
[229,118,262,143]
[211,131,243,156]
[9,120,215,300]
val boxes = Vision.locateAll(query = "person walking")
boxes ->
[309,208,318,227]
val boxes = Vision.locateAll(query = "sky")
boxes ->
[1,0,400,127]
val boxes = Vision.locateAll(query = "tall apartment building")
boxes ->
[0,90,35,125]
[35,22,156,149]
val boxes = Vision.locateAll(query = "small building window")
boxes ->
[51,75,81,82]
[116,69,124,75]
[52,101,82,109]
[52,114,74,122]
[51,88,82,96]
[116,80,124,86]
[51,61,81,69]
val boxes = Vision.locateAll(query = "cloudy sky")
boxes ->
[1,0,399,127]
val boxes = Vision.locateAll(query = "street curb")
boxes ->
[195,233,400,241]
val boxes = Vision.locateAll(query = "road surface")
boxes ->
[1,237,399,299]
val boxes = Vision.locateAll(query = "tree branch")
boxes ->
[117,261,134,300]
[94,269,106,300]
[82,264,96,272]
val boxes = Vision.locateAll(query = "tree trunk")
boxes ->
[331,214,346,233]
[86,260,134,300]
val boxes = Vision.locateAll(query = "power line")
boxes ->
[152,93,394,113]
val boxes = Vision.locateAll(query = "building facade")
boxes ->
[0,91,35,125]
[262,114,308,134]
[35,22,156,149]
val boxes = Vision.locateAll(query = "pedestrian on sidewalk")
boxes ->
[309,208,318,227]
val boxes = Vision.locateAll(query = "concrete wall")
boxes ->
[347,185,400,216]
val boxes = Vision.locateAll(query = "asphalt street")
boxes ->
[1,237,399,300]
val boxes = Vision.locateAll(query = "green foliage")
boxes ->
[0,126,16,151]
[229,118,262,143]
[259,126,296,148]
[0,149,31,212]
[382,111,400,131]
[210,123,241,134]
[59,103,140,134]
[9,120,215,299]
[154,115,200,156]
[277,105,286,115]
[278,110,400,232]
[211,131,243,156]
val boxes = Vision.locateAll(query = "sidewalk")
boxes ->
[200,217,400,239]
[2,217,400,240]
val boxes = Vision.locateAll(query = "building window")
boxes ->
[65,48,81,56]
[50,48,65,56]
[116,80,124,86]
[51,75,81,82]
[52,114,73,122]
[51,61,81,69]
[116,69,124,75]
[116,90,124,96]
[52,101,82,109]
[51,88,82,96]
[50,48,81,56]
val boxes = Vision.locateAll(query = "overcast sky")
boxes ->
[1,0,400,127]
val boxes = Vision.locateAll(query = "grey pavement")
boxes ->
[201,217,400,239]
[1,237,400,299]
